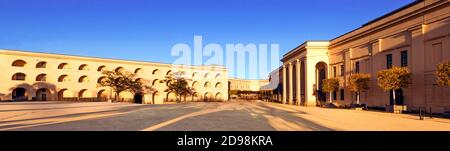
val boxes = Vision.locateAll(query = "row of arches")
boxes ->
[11,73,224,89]
[11,73,91,83]
[11,60,223,79]
[10,87,224,103]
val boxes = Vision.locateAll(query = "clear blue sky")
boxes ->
[0,0,414,79]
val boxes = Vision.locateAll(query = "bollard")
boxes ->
[430,107,433,119]
[419,107,423,120]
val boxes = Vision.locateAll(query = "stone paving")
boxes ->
[0,100,449,131]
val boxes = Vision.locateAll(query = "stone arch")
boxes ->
[192,92,200,102]
[97,76,106,84]
[78,75,89,83]
[152,69,160,75]
[78,64,90,71]
[78,89,91,98]
[315,62,328,103]
[58,75,70,82]
[204,92,213,102]
[58,63,71,69]
[97,65,106,72]
[204,82,211,88]
[204,73,211,78]
[215,82,223,88]
[152,91,160,104]
[192,72,199,78]
[166,70,172,75]
[215,92,223,100]
[166,92,177,102]
[58,89,70,100]
[97,89,109,101]
[12,72,26,81]
[135,68,143,74]
[11,59,27,67]
[36,88,51,101]
[12,87,27,101]
[192,81,199,88]
[115,67,124,72]
[215,73,222,79]
[36,61,47,68]
[36,74,47,82]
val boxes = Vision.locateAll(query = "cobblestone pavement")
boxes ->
[0,100,449,131]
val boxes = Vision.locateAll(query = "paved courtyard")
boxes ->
[0,100,449,131]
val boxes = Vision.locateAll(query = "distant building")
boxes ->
[228,78,268,100]
[275,0,450,113]
[0,50,229,104]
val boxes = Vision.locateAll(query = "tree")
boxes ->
[322,78,340,103]
[436,61,450,86]
[377,67,412,105]
[99,70,155,103]
[161,71,195,103]
[348,73,371,105]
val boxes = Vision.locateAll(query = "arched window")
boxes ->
[192,81,199,88]
[97,76,106,84]
[192,72,199,78]
[58,75,70,82]
[166,70,172,75]
[115,67,124,72]
[58,63,71,69]
[215,82,223,88]
[204,73,210,78]
[152,69,160,75]
[11,60,26,67]
[215,73,222,79]
[152,79,159,86]
[135,68,143,74]
[78,64,90,71]
[97,65,106,72]
[78,75,89,83]
[36,74,47,82]
[36,61,47,68]
[204,82,211,88]
[12,73,26,81]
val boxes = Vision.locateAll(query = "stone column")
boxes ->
[282,65,287,104]
[296,59,301,106]
[288,62,294,104]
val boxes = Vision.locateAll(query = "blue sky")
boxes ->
[0,0,414,79]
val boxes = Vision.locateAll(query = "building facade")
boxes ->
[278,0,450,113]
[0,49,229,104]
[228,78,269,99]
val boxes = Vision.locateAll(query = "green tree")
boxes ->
[322,78,340,102]
[436,61,450,86]
[161,71,195,103]
[348,73,371,105]
[377,67,412,105]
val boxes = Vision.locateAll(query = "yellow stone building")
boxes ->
[0,49,229,104]
[278,0,450,113]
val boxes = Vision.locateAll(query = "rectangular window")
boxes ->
[386,54,393,69]
[340,89,344,100]
[333,66,337,77]
[333,91,337,101]
[401,50,408,67]
[355,61,360,73]
[340,64,345,76]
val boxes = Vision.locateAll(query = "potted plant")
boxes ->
[348,73,371,109]
[377,67,412,114]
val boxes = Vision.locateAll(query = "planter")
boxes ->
[386,105,407,114]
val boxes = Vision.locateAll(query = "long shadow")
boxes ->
[0,104,124,112]
[10,103,204,131]
[258,103,334,131]
[0,104,172,124]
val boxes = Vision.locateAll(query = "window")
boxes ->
[340,64,345,76]
[340,89,344,100]
[333,66,337,77]
[386,54,393,69]
[12,73,26,81]
[36,74,47,82]
[355,61,360,73]
[401,51,408,67]
[12,60,27,67]
[333,91,337,101]
[36,61,47,68]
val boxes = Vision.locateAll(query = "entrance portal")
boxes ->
[12,87,27,101]
[134,93,143,104]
